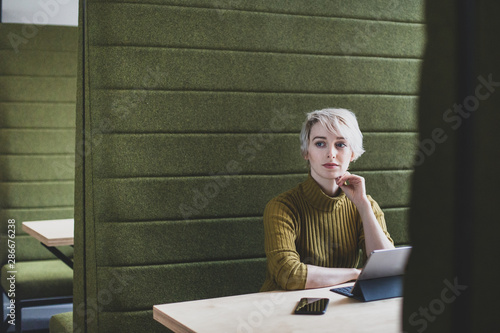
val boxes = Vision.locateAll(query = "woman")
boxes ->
[260,108,394,291]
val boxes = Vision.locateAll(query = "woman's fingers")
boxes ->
[336,173,366,198]
[336,172,362,187]
[335,172,351,186]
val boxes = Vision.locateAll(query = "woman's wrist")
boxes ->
[355,197,372,216]
[352,268,361,280]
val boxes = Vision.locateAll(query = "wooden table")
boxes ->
[22,219,74,268]
[153,283,403,333]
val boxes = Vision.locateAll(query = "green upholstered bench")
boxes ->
[74,1,424,332]
[1,261,73,301]
[50,312,73,333]
[1,261,73,332]
[0,23,78,331]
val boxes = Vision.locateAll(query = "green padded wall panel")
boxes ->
[0,23,77,266]
[76,1,425,331]
[94,93,419,133]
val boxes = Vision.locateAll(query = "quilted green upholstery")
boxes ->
[75,1,425,332]
[50,312,73,333]
[1,260,73,300]
[0,23,77,266]
[0,22,77,294]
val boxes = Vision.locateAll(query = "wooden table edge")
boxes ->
[22,220,74,247]
[153,305,196,333]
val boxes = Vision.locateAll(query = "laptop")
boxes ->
[330,246,412,301]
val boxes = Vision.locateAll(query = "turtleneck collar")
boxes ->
[300,173,346,211]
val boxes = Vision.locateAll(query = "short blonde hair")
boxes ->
[300,108,365,161]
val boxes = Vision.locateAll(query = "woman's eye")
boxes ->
[315,142,325,148]
[336,142,347,148]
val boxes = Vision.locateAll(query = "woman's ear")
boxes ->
[350,152,356,162]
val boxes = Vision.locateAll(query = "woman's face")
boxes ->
[304,122,355,184]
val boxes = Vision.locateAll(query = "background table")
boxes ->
[154,283,402,333]
[22,219,74,268]
[22,219,74,246]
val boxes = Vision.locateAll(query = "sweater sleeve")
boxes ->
[358,195,394,259]
[262,198,307,290]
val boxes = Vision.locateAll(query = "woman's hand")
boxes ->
[305,265,361,289]
[336,172,395,253]
[335,172,369,209]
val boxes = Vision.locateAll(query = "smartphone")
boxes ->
[293,298,329,315]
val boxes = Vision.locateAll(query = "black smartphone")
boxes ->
[293,298,329,315]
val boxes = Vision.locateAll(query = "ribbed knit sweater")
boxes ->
[260,174,393,291]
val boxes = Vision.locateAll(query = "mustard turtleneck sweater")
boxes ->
[260,174,393,291]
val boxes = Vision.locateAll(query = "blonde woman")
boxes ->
[261,108,394,291]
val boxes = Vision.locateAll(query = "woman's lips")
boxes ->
[322,163,339,169]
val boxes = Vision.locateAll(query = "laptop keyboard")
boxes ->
[330,286,354,297]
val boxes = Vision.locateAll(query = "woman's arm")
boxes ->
[355,199,395,254]
[336,173,394,255]
[265,198,363,290]
[305,265,360,289]
[263,199,308,290]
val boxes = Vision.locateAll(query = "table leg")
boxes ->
[41,243,73,269]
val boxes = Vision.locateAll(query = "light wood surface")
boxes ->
[153,283,403,333]
[22,219,74,247]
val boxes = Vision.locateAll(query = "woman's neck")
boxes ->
[311,174,341,197]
